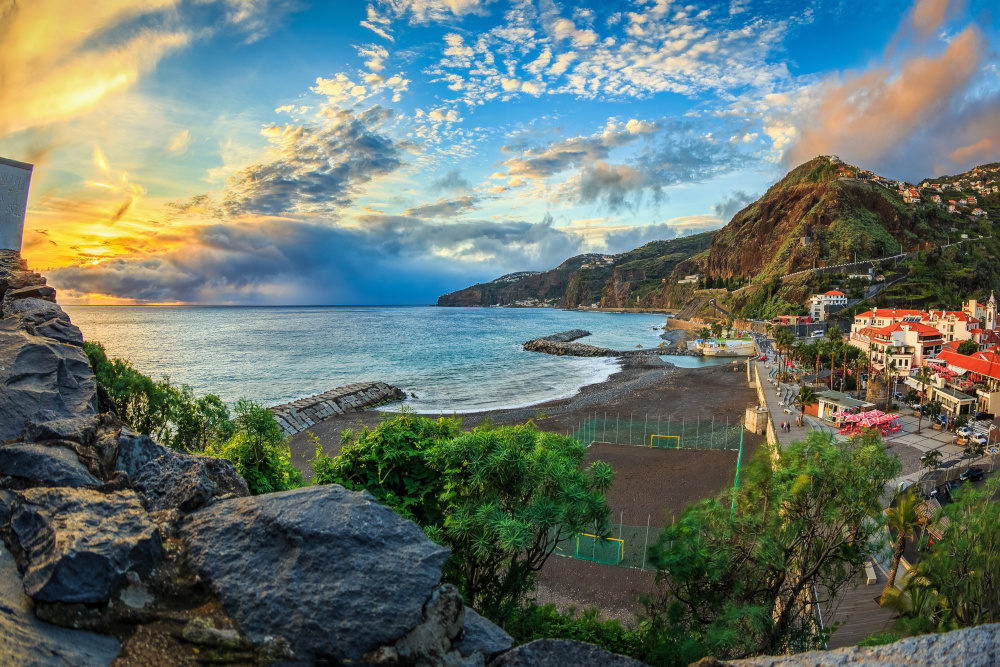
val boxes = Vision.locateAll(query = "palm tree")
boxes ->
[774,327,795,381]
[884,359,897,411]
[915,365,933,435]
[881,490,923,605]
[794,385,818,423]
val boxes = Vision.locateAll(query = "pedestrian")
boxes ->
[780,421,785,432]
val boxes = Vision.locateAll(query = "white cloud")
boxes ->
[166,129,191,155]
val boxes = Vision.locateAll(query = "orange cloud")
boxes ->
[912,0,951,38]
[784,26,982,168]
[0,0,189,137]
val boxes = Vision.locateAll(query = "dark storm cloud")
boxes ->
[48,215,586,304]
[403,195,478,218]
[221,106,404,216]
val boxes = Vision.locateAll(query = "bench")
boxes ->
[865,562,877,585]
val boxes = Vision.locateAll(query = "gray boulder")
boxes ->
[0,321,97,443]
[115,427,169,479]
[0,544,120,666]
[180,485,451,663]
[0,442,101,488]
[133,452,248,512]
[20,412,100,444]
[457,609,514,660]
[489,639,645,666]
[9,487,162,604]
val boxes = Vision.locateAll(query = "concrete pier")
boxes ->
[269,382,405,437]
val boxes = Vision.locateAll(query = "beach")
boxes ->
[288,353,765,623]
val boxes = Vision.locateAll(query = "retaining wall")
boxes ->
[270,382,405,437]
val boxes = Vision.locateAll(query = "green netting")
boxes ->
[574,533,624,565]
[549,524,667,570]
[571,413,743,450]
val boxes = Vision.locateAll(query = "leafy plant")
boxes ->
[504,604,644,658]
[643,431,900,664]
[209,399,303,494]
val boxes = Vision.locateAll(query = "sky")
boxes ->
[2,0,999,305]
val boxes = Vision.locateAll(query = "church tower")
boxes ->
[988,291,997,331]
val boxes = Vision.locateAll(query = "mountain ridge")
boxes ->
[438,156,1000,316]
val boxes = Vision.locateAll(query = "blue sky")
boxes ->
[2,0,998,304]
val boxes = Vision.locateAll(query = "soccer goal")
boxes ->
[575,533,625,565]
[650,434,681,449]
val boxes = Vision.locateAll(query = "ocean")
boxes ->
[64,306,731,413]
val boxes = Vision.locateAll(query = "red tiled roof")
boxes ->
[938,350,1000,380]
[824,290,845,296]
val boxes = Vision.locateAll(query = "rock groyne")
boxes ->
[523,329,663,358]
[269,382,405,437]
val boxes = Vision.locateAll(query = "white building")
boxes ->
[809,290,848,321]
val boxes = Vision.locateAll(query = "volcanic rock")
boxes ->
[9,487,162,604]
[179,484,451,663]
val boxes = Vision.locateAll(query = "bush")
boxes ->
[84,341,234,452]
[313,415,614,623]
[504,604,644,658]
[210,399,303,495]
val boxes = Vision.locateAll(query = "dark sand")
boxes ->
[287,355,763,623]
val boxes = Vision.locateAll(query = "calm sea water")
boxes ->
[64,306,730,413]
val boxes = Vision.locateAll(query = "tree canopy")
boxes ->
[643,431,900,664]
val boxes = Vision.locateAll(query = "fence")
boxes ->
[550,514,678,570]
[571,411,743,451]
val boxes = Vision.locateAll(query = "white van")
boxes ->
[811,330,824,338]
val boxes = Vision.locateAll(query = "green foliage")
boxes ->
[313,415,613,623]
[311,414,461,524]
[209,399,303,494]
[84,341,234,452]
[504,604,644,658]
[956,339,979,355]
[858,631,900,647]
[899,477,1000,629]
[643,431,900,664]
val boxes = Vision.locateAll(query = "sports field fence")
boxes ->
[549,511,683,571]
[569,411,743,451]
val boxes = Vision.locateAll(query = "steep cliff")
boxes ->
[437,232,715,308]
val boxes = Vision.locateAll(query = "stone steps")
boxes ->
[269,382,405,437]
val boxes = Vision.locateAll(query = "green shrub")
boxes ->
[84,341,234,452]
[505,604,644,658]
[210,399,303,495]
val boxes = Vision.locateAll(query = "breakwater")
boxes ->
[523,330,662,358]
[270,382,405,436]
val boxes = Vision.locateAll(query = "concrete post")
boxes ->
[0,157,33,251]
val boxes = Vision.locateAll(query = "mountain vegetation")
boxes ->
[437,156,1000,319]
[437,231,715,308]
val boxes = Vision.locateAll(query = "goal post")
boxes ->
[575,533,624,565]
[650,434,681,449]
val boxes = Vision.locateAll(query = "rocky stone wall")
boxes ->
[269,381,405,436]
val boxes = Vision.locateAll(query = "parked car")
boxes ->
[893,391,906,401]
[956,426,972,438]
[935,414,948,425]
[960,467,985,482]
[970,434,988,446]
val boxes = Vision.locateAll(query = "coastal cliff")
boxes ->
[0,249,645,665]
[437,232,714,309]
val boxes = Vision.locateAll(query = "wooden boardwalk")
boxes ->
[822,568,898,648]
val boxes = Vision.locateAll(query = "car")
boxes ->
[970,434,988,446]
[975,412,995,421]
[959,467,985,482]
[893,391,906,401]
[956,426,972,438]
[935,414,948,425]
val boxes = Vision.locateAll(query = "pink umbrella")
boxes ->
[844,414,861,423]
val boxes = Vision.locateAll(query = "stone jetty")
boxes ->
[523,330,662,358]
[269,382,405,436]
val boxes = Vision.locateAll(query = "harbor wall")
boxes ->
[269,382,405,437]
